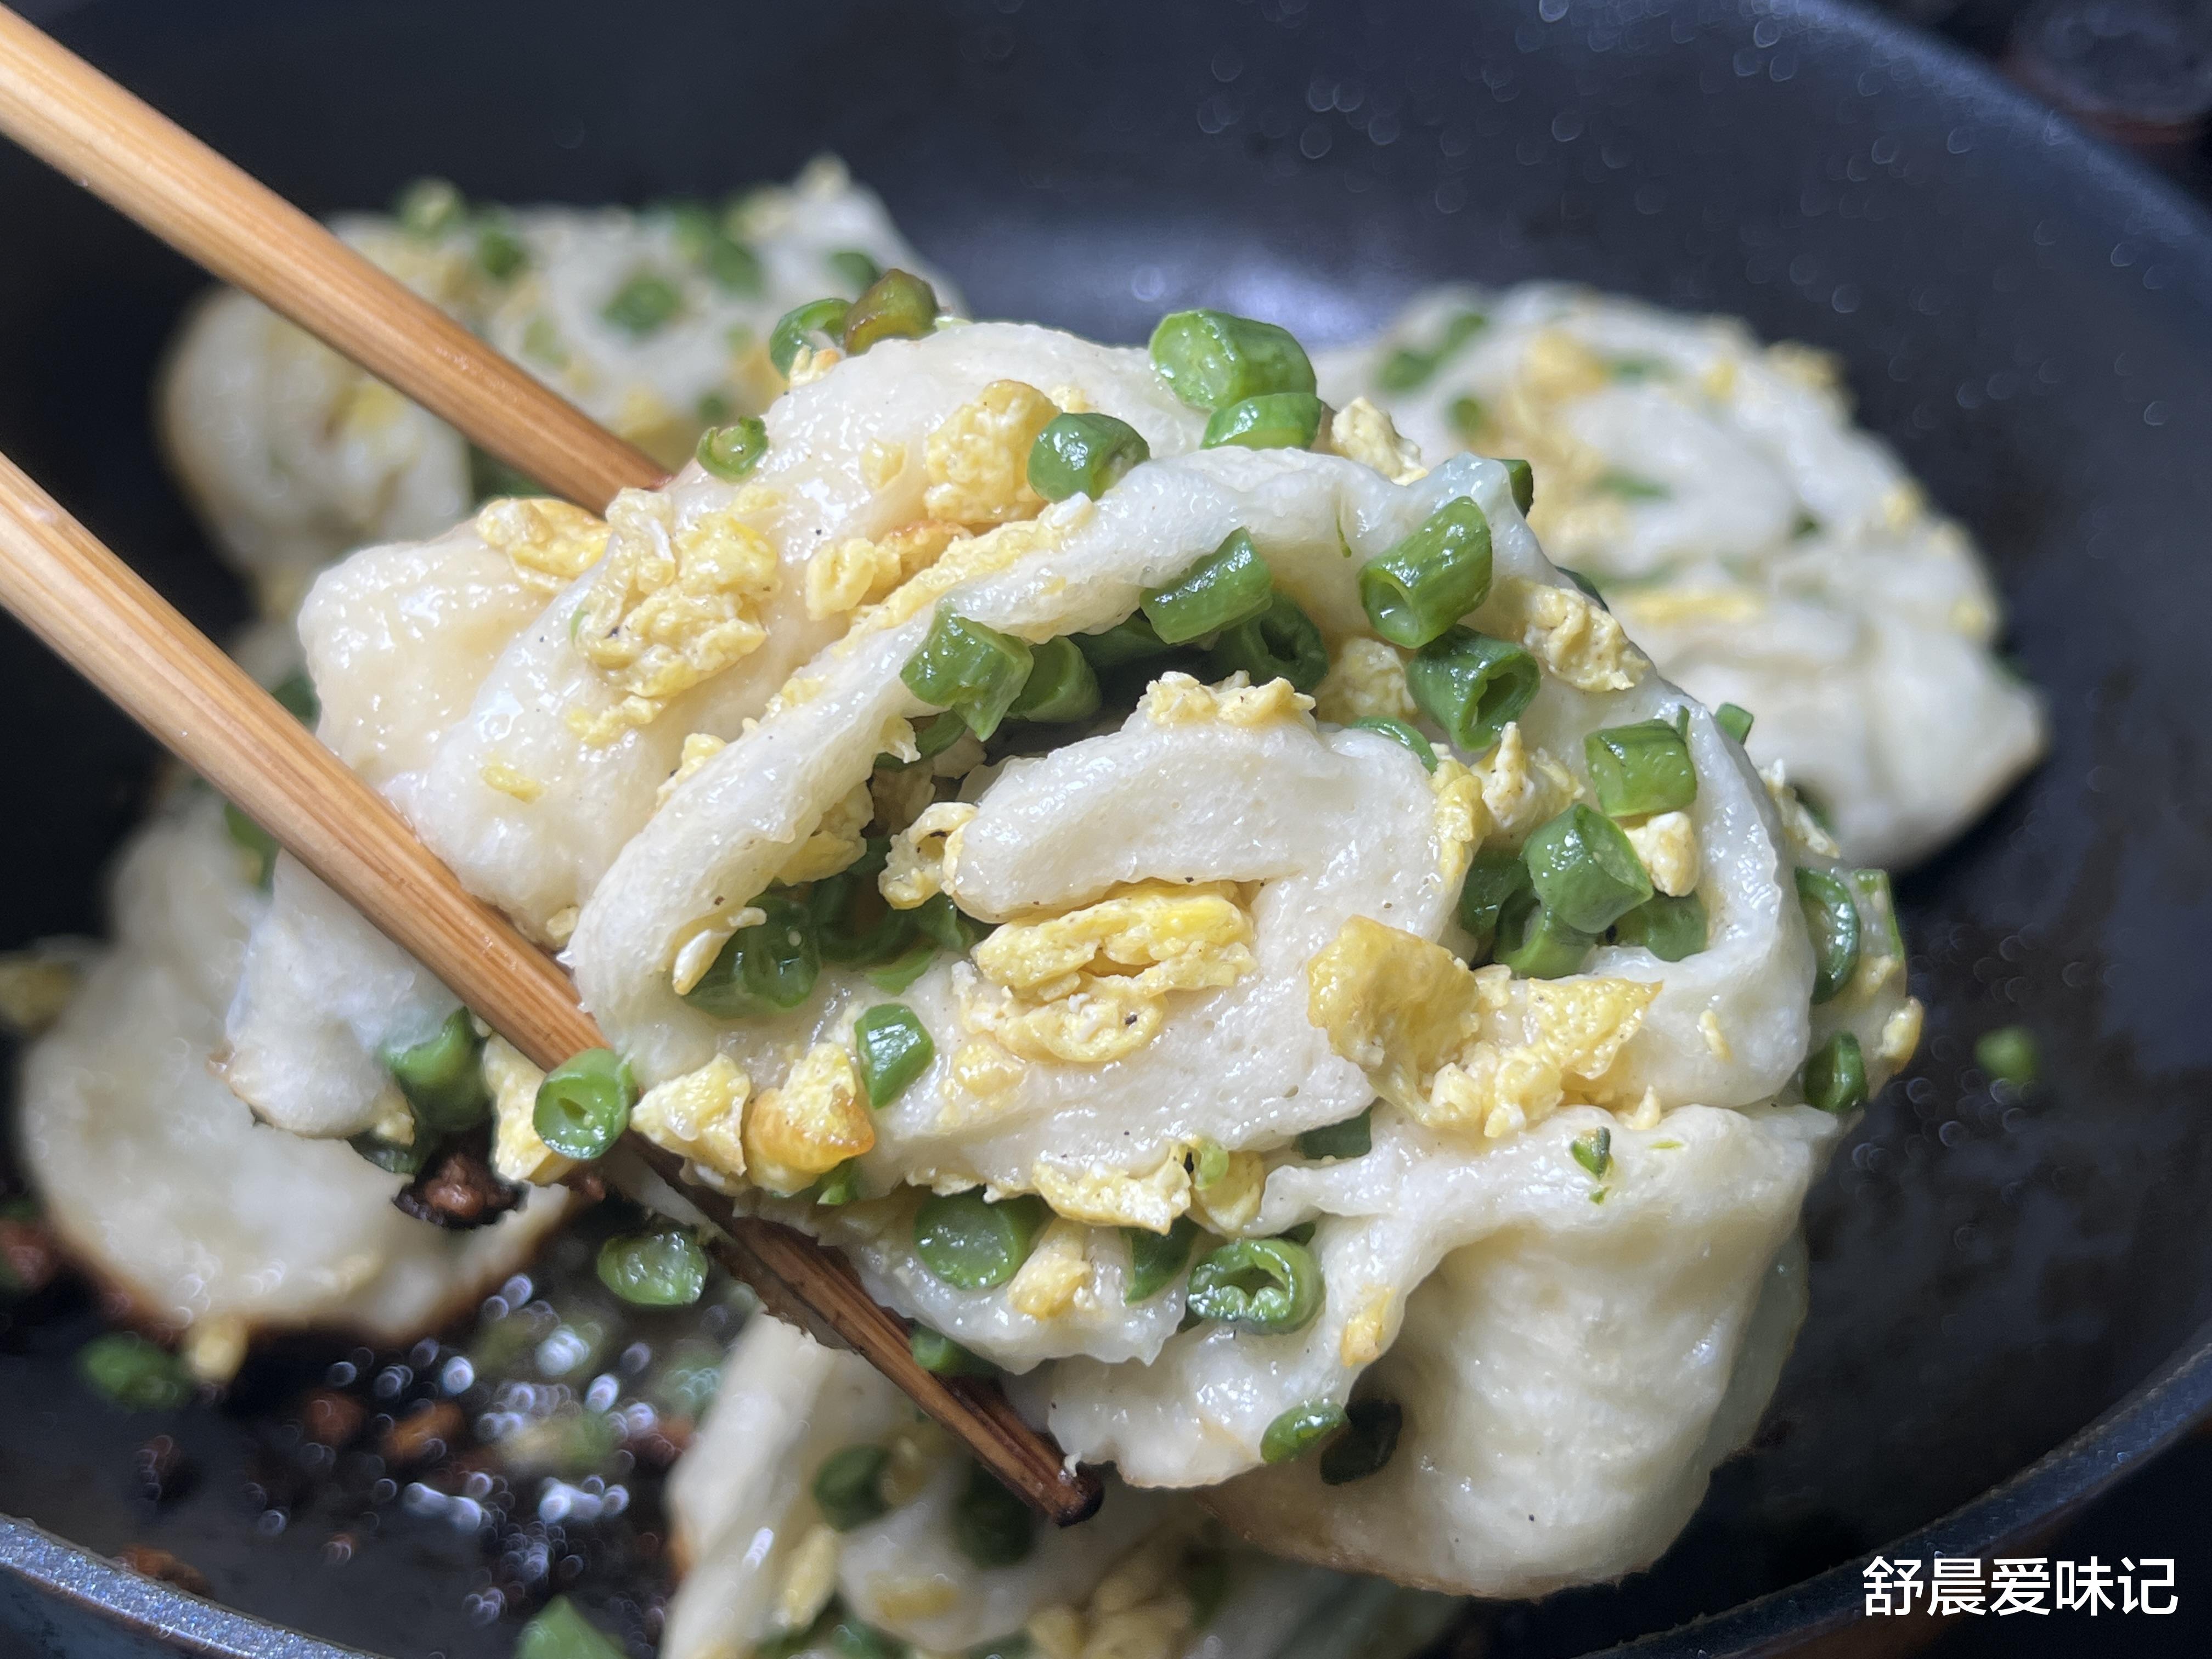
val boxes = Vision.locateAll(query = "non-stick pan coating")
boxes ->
[3,2,2210,1655]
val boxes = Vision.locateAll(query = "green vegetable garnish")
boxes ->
[1976,1025,2039,1090]
[901,606,1035,740]
[601,269,684,338]
[1209,591,1329,693]
[596,1228,709,1307]
[684,893,821,1019]
[1201,391,1325,452]
[1148,309,1316,411]
[813,1443,893,1531]
[1142,529,1274,644]
[1716,702,1756,745]
[77,1333,193,1412]
[1358,496,1493,649]
[1296,1108,1372,1161]
[771,297,853,376]
[1492,888,1596,980]
[954,1463,1036,1568]
[1611,891,1708,961]
[913,1191,1049,1290]
[1805,1031,1869,1114]
[854,1003,935,1109]
[911,1327,995,1376]
[1795,867,1862,1005]
[1005,636,1101,725]
[1525,804,1654,934]
[1124,1216,1200,1303]
[1319,1397,1402,1485]
[532,1048,637,1162]
[1028,413,1150,501]
[1186,1237,1324,1334]
[1261,1399,1348,1464]
[515,1595,625,1659]
[1585,719,1697,819]
[696,417,769,482]
[842,269,939,355]
[382,1007,489,1133]
[1571,1126,1612,1179]
[1406,627,1539,753]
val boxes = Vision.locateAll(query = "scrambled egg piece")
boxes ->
[961,881,1257,1065]
[1624,810,1700,896]
[473,497,611,594]
[1340,1286,1394,1367]
[948,1037,1026,1102]
[1327,397,1427,483]
[850,511,1069,636]
[1473,723,1577,837]
[1430,757,1494,884]
[1700,1009,1733,1062]
[777,782,874,885]
[654,731,727,811]
[777,1524,843,1632]
[1313,636,1417,725]
[743,1042,872,1194]
[881,801,977,909]
[1141,670,1314,727]
[1520,328,1615,403]
[1031,1154,1190,1232]
[788,345,843,386]
[1308,916,1655,1142]
[1613,584,1765,629]
[629,1054,751,1184]
[1029,1528,1206,1659]
[485,1034,572,1186]
[867,1577,962,1624]
[1879,997,1926,1067]
[1485,575,1646,692]
[567,489,780,743]
[805,520,968,618]
[479,760,545,804]
[922,380,1059,526]
[1007,1219,1096,1319]
[1187,1146,1266,1235]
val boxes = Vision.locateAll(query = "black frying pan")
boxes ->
[3,1,2211,1655]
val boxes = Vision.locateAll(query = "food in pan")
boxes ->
[5,161,1978,1650]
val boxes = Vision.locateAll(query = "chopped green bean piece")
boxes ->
[1186,1237,1324,1333]
[814,1444,893,1531]
[771,297,853,376]
[1447,394,1487,443]
[1571,1126,1612,1179]
[1493,889,1597,980]
[224,801,278,890]
[1142,530,1274,644]
[77,1333,193,1411]
[902,606,1035,739]
[684,893,821,1019]
[701,235,763,296]
[1612,891,1708,961]
[1805,1031,1869,1114]
[1525,804,1654,933]
[393,177,465,239]
[1148,309,1316,411]
[601,270,684,338]
[913,891,988,955]
[828,249,883,292]
[1498,458,1536,515]
[1716,702,1755,746]
[1976,1025,2039,1089]
[1458,844,1535,957]
[954,1463,1036,1568]
[1210,591,1329,693]
[1359,495,1493,648]
[1377,348,1434,393]
[1585,720,1697,819]
[1795,867,1862,1005]
[1188,1136,1231,1189]
[867,943,938,994]
[269,670,319,725]
[1407,627,1540,753]
[812,1159,865,1206]
[1124,1216,1200,1303]
[1075,612,1173,671]
[814,1451,889,1539]
[1350,716,1436,772]
[515,1595,625,1659]
[855,1004,935,1108]
[914,1191,1049,1289]
[1297,1108,1372,1161]
[1261,1400,1348,1464]
[597,1228,708,1307]
[383,1007,489,1133]
[696,417,769,482]
[843,269,939,354]
[532,1048,637,1161]
[1028,411,1150,501]
[1006,636,1101,724]
[1201,391,1325,451]
[475,219,528,281]
[911,1327,995,1376]
[1319,1397,1402,1485]
[697,391,734,426]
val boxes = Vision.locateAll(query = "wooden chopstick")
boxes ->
[0,7,1099,1521]
[0,450,1101,1525]
[0,5,662,512]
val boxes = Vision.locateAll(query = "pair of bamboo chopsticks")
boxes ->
[0,5,1096,1523]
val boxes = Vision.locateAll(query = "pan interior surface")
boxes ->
[2,1,2210,1655]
